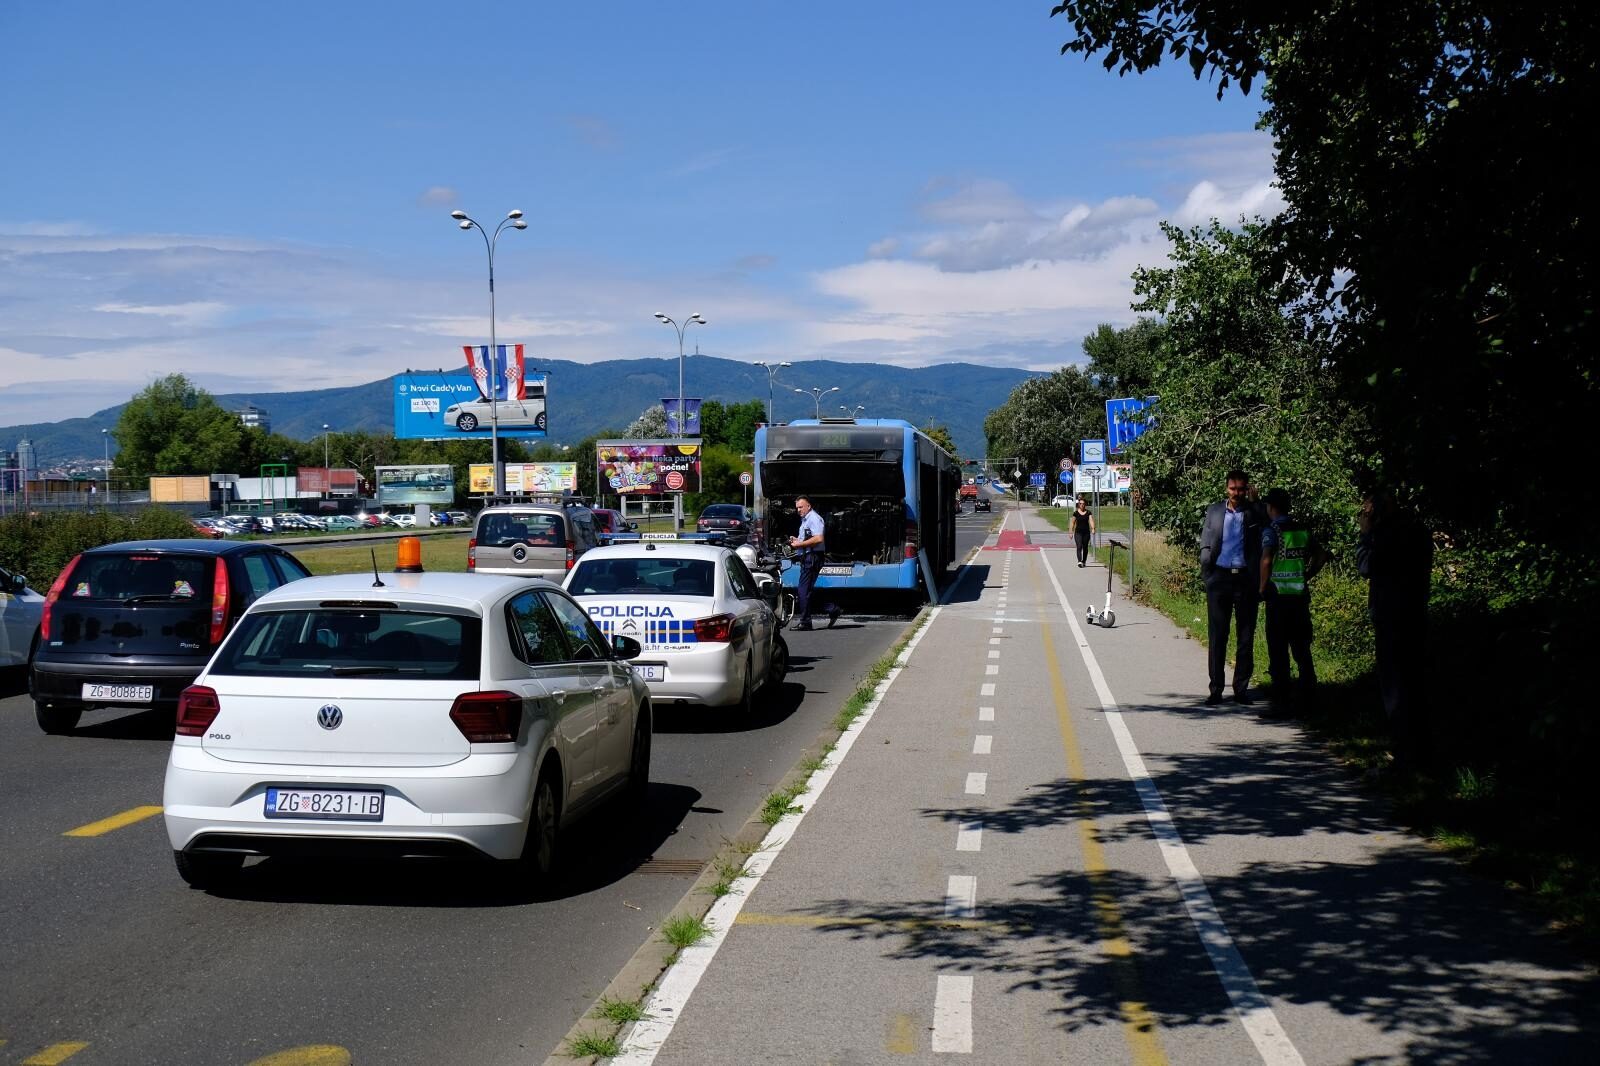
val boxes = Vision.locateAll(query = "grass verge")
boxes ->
[288,532,471,575]
[564,1031,621,1058]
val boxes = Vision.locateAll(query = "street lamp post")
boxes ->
[839,404,865,418]
[101,429,111,506]
[654,312,706,531]
[794,385,839,420]
[753,360,791,424]
[451,208,528,499]
[321,424,330,500]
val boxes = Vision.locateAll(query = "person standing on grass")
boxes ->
[1199,469,1266,706]
[1259,488,1323,716]
[788,496,840,631]
[1071,498,1095,567]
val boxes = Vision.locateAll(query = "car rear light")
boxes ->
[730,520,743,527]
[566,539,576,570]
[694,614,734,642]
[904,521,920,560]
[175,685,221,736]
[41,553,82,640]
[449,691,523,743]
[467,538,477,571]
[209,560,231,644]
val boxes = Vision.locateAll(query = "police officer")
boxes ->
[1259,487,1322,714]
[788,495,840,631]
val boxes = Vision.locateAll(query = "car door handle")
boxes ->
[548,689,568,706]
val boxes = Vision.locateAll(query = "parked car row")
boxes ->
[189,510,475,537]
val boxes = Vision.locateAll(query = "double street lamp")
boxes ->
[654,312,706,531]
[794,385,839,420]
[451,207,528,498]
[753,359,791,424]
[840,404,866,418]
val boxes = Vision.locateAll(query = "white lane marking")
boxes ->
[985,664,999,675]
[980,683,995,696]
[956,820,983,852]
[992,626,1003,634]
[944,875,978,920]
[612,602,945,1064]
[973,735,992,755]
[965,772,987,795]
[1039,551,1308,1066]
[988,638,1000,645]
[932,975,974,1053]
[987,650,1000,659]
[978,706,994,721]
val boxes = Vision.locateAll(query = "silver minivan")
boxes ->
[469,501,602,580]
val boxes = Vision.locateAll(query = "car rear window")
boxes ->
[700,505,743,517]
[569,557,714,597]
[211,609,481,680]
[67,553,213,602]
[477,512,565,548]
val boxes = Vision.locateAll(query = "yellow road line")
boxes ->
[885,1013,918,1054]
[63,805,163,838]
[22,1043,90,1065]
[245,1047,353,1066]
[1041,582,1168,1066]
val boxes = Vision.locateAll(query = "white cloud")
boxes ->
[1172,179,1285,227]
[92,301,229,325]
[416,186,458,207]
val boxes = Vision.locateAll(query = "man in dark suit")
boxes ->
[1199,470,1265,705]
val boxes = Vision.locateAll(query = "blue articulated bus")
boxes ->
[753,418,961,604]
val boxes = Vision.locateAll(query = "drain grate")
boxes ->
[638,857,708,876]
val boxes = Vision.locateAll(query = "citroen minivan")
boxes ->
[469,501,601,580]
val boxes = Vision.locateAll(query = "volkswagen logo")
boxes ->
[317,704,344,730]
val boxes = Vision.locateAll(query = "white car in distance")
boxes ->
[162,570,652,890]
[1050,495,1076,508]
[565,537,787,713]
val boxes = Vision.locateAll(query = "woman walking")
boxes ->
[1071,498,1095,567]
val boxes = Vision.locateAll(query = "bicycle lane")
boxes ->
[613,507,1598,1063]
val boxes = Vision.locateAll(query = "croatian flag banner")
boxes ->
[462,344,526,402]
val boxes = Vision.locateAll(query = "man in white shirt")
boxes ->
[788,496,841,631]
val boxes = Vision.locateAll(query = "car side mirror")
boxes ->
[611,634,642,660]
[9,573,26,593]
[626,522,638,532]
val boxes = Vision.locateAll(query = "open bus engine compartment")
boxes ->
[762,496,907,566]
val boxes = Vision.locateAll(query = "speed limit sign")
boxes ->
[739,472,753,485]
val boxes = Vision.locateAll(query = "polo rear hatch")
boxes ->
[192,606,488,767]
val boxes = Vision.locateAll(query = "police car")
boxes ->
[564,534,787,712]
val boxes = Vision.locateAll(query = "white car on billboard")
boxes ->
[446,396,546,433]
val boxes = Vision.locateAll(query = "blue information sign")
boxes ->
[1029,472,1047,489]
[1106,396,1157,453]
[1080,439,1107,465]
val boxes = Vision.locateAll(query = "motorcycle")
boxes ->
[737,543,797,629]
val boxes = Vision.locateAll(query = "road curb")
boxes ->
[538,608,938,1066]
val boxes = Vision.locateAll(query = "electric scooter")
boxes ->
[1086,540,1118,628]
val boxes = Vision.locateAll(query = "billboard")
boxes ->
[393,371,548,441]
[1073,463,1131,494]
[597,440,702,495]
[661,397,702,437]
[375,464,455,506]
[468,462,578,495]
[297,467,360,495]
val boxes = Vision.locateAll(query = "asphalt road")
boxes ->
[0,507,997,1066]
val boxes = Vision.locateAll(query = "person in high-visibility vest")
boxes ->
[1259,488,1324,715]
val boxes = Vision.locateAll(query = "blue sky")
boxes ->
[0,2,1276,428]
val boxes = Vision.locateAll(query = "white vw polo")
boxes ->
[162,569,651,890]
[565,536,787,712]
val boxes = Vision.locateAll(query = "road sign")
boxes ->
[1080,439,1107,465]
[1029,472,1047,489]
[1058,457,1071,471]
[1106,396,1157,453]
[738,471,753,486]
[1059,470,1071,484]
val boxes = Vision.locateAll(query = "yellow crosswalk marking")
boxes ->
[22,1043,90,1065]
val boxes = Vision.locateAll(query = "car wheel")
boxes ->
[534,411,547,430]
[626,709,651,808]
[733,656,754,714]
[34,699,81,736]
[173,849,244,889]
[457,413,479,431]
[521,769,561,880]
[764,635,789,690]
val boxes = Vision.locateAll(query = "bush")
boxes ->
[1308,565,1375,682]
[0,509,199,589]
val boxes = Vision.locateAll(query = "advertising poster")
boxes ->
[596,440,702,495]
[393,370,549,441]
[1073,464,1131,494]
[375,464,455,506]
[470,462,578,494]
[661,397,702,437]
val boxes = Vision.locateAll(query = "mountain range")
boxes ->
[4,355,1044,466]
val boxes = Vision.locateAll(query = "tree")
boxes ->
[983,367,1106,475]
[625,406,668,439]
[114,375,250,479]
[698,399,765,453]
[920,422,959,457]
[1082,319,1161,399]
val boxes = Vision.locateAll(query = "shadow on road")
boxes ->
[653,678,808,735]
[204,782,705,908]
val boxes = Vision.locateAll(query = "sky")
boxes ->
[0,1,1279,429]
